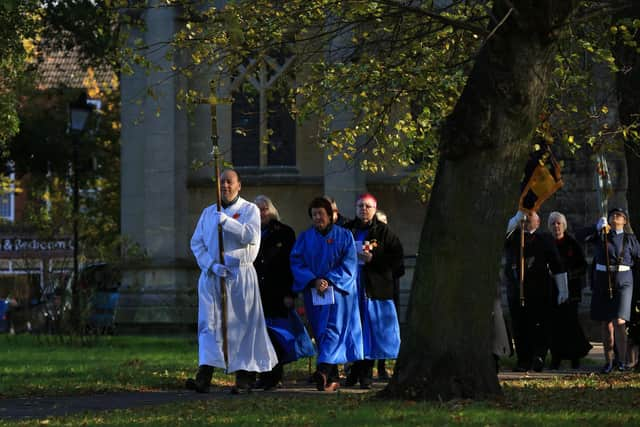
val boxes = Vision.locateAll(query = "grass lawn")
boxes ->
[1,335,640,426]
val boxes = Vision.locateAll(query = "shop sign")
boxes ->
[0,237,73,258]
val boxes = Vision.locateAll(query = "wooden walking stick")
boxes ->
[519,214,526,307]
[212,136,229,369]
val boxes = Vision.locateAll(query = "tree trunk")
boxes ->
[384,0,579,400]
[616,1,640,230]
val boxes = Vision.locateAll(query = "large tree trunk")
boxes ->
[385,1,579,400]
[617,1,640,230]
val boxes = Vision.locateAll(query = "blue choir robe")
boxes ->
[290,225,363,364]
[356,266,400,359]
[353,229,401,360]
[265,309,316,364]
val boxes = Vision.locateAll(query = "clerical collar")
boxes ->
[615,229,624,235]
[221,195,240,208]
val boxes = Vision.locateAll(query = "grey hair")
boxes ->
[547,211,567,233]
[254,195,280,221]
[375,210,388,224]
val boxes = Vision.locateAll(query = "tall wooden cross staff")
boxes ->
[212,136,229,368]
[519,214,527,307]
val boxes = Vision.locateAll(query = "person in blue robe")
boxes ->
[253,195,314,390]
[344,193,403,388]
[290,197,363,392]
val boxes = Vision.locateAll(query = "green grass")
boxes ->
[2,335,640,426]
[0,334,315,398]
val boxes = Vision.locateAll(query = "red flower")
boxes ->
[232,213,240,219]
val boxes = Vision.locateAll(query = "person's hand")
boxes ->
[554,272,569,304]
[357,251,373,263]
[211,263,230,277]
[214,211,228,225]
[506,210,526,235]
[283,296,294,308]
[597,217,610,233]
[314,278,329,294]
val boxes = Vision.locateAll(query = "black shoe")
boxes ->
[570,359,580,369]
[252,378,267,390]
[186,365,214,393]
[232,370,255,394]
[313,371,328,391]
[618,363,631,372]
[344,367,359,387]
[600,362,614,374]
[532,357,544,372]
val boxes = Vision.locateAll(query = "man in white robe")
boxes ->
[186,169,278,393]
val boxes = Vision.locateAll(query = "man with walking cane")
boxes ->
[186,165,278,394]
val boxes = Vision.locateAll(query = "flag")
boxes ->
[594,153,613,217]
[518,142,563,213]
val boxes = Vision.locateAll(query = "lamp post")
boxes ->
[68,93,94,326]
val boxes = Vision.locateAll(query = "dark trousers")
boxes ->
[510,299,550,368]
[317,363,339,382]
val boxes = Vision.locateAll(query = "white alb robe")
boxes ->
[191,197,278,373]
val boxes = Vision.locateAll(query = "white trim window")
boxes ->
[0,171,15,223]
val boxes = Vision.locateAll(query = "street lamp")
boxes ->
[68,93,95,326]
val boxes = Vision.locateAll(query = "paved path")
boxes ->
[0,343,612,421]
[0,384,379,421]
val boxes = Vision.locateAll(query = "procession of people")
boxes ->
[186,167,640,395]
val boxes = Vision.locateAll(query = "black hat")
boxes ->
[608,207,628,219]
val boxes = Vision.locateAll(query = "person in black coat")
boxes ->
[505,210,568,372]
[343,193,404,387]
[253,195,297,389]
[546,211,592,369]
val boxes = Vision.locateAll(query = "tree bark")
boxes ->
[616,1,640,230]
[384,0,579,400]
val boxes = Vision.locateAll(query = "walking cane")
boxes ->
[519,214,526,307]
[212,136,229,369]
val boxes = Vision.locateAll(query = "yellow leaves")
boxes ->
[83,67,102,99]
[601,105,609,114]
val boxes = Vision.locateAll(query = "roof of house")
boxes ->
[36,48,117,92]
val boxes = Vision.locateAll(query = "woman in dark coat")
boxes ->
[253,195,313,389]
[547,211,592,369]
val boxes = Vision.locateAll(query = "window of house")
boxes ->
[231,85,296,167]
[0,170,15,223]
